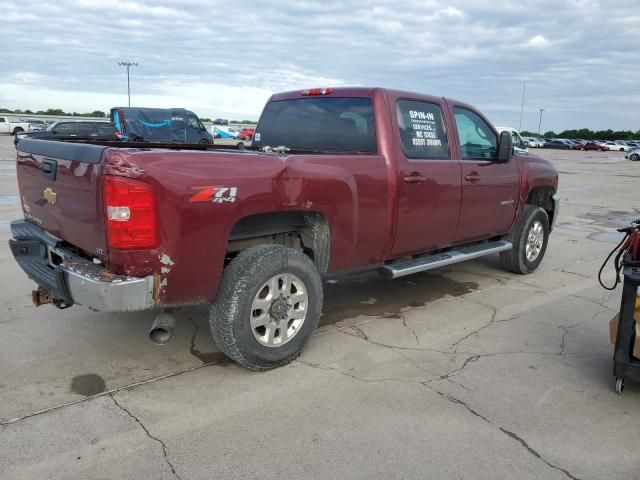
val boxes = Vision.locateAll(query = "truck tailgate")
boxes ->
[16,139,108,258]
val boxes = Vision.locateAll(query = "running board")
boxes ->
[381,241,512,279]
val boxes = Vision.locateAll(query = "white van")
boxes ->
[495,126,528,154]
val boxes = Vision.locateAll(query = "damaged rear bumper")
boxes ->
[9,219,155,312]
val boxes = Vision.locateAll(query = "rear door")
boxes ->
[390,97,462,256]
[448,104,520,243]
[16,139,108,258]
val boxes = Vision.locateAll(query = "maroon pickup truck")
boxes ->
[9,87,559,370]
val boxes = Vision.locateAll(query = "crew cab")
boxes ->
[0,116,32,135]
[9,87,559,370]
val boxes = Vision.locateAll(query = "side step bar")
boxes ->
[381,240,512,279]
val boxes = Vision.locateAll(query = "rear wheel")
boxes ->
[209,245,323,370]
[500,205,550,274]
[631,154,640,161]
[11,127,23,135]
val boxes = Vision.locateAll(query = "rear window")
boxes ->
[254,97,377,153]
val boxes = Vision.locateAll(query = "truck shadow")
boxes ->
[320,270,479,327]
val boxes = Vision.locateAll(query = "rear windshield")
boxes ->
[254,97,377,153]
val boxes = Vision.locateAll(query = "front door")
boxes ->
[391,98,462,257]
[450,105,520,244]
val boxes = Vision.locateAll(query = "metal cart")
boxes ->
[613,264,640,394]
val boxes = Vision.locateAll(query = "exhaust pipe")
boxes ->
[149,309,176,345]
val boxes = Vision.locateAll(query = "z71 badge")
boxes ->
[190,186,238,203]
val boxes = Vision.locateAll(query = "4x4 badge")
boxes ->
[44,187,57,205]
[189,186,238,203]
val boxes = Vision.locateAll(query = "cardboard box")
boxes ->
[609,298,640,360]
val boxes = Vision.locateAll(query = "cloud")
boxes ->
[526,34,550,48]
[0,0,637,130]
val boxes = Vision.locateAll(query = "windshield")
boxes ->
[254,97,377,152]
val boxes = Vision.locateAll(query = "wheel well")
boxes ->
[527,187,555,225]
[12,127,23,135]
[227,211,330,272]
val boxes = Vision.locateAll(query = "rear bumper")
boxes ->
[9,220,155,312]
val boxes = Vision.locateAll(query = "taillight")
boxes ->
[301,88,333,96]
[104,176,158,249]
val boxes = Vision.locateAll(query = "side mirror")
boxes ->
[497,131,513,162]
[523,140,529,148]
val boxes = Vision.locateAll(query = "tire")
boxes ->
[209,245,323,370]
[12,127,23,135]
[198,139,209,145]
[631,154,640,161]
[500,205,550,274]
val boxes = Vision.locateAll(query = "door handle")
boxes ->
[464,172,480,183]
[404,173,426,183]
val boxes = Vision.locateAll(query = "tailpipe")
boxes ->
[149,309,176,345]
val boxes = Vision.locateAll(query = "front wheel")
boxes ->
[500,205,550,274]
[209,245,323,370]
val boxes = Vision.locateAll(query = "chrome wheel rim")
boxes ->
[525,220,544,262]
[250,273,308,348]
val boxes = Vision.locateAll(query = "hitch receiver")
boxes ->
[32,287,53,307]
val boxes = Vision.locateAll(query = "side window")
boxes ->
[512,131,524,148]
[0,118,5,123]
[187,116,200,129]
[53,123,77,136]
[454,108,497,160]
[396,100,449,159]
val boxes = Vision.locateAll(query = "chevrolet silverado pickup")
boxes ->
[9,87,559,370]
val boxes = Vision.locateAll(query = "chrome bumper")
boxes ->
[551,193,560,230]
[9,220,155,312]
[62,263,155,312]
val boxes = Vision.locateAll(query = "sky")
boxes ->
[0,0,638,132]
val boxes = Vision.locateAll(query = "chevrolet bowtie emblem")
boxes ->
[44,187,57,205]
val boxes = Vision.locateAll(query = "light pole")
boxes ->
[118,62,138,107]
[538,108,544,136]
[518,82,526,132]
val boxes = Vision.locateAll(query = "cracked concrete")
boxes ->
[110,394,183,480]
[2,143,640,478]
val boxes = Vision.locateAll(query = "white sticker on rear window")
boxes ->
[254,133,261,142]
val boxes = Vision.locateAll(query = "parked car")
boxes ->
[0,116,33,135]
[21,119,47,131]
[543,139,571,149]
[525,137,544,148]
[576,142,608,151]
[110,107,213,144]
[602,141,629,152]
[238,127,255,140]
[212,126,240,139]
[9,86,559,370]
[14,121,121,147]
[213,118,229,125]
[625,148,640,161]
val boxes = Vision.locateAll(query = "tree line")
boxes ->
[0,107,107,118]
[521,128,640,141]
[0,108,258,125]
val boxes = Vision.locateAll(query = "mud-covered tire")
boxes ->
[209,245,323,370]
[500,205,550,274]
